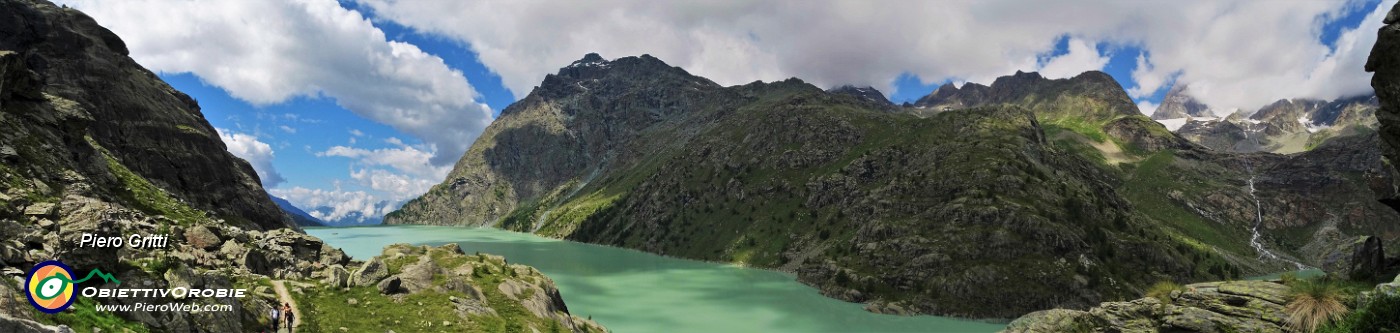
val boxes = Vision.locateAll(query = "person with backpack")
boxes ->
[282,303,295,332]
[270,306,280,332]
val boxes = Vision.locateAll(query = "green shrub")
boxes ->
[1349,294,1400,333]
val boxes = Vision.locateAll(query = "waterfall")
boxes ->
[1244,164,1307,270]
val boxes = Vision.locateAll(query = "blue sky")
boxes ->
[62,0,1391,223]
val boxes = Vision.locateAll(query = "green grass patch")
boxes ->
[87,136,208,226]
[35,298,151,333]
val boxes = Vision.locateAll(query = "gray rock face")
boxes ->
[1368,2,1400,211]
[1348,236,1398,282]
[351,257,389,287]
[0,0,291,230]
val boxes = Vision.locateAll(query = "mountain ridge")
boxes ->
[387,52,1400,319]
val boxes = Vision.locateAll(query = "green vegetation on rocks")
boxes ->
[295,244,605,333]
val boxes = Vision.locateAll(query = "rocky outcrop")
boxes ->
[1370,2,1400,212]
[0,0,291,230]
[320,244,606,333]
[1004,280,1294,333]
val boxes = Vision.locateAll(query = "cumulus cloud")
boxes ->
[1037,38,1110,80]
[59,0,494,165]
[216,128,285,187]
[316,141,451,201]
[359,0,1390,114]
[268,186,396,223]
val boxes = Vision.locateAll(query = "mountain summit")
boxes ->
[1150,84,1213,120]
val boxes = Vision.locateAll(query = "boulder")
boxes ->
[376,276,403,295]
[351,257,389,287]
[21,203,55,217]
[1349,236,1389,282]
[163,266,195,299]
[184,225,222,251]
[398,259,439,293]
[218,240,246,261]
[323,265,349,288]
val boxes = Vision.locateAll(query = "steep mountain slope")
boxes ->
[271,194,324,227]
[1149,84,1212,120]
[903,71,1400,274]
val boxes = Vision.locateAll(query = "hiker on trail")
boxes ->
[283,303,295,331]
[270,306,280,331]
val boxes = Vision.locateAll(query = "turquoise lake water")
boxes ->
[307,225,1006,333]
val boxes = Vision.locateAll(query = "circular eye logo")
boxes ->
[26,260,76,314]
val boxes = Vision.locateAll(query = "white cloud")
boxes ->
[359,0,1391,114]
[268,186,396,223]
[60,0,494,165]
[1136,101,1159,116]
[1036,38,1110,80]
[317,144,451,200]
[1127,53,1171,99]
[216,128,285,187]
[318,145,449,180]
[279,125,297,134]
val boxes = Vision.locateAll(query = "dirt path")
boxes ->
[271,280,302,333]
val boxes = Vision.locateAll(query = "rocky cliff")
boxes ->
[1368,2,1400,212]
[0,0,290,230]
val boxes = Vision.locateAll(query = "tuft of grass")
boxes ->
[1286,278,1351,333]
[1144,280,1184,302]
